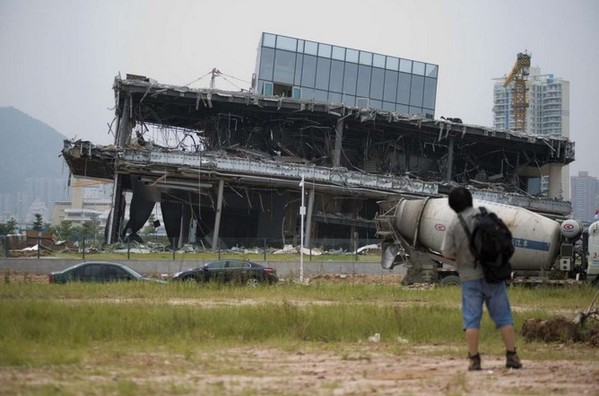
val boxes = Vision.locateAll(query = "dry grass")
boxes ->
[1,271,598,395]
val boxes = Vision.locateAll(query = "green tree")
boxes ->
[0,218,17,235]
[32,213,44,231]
[53,220,75,242]
[82,214,102,246]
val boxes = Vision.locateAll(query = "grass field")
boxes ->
[1,276,598,395]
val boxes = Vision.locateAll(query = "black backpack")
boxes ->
[458,207,514,283]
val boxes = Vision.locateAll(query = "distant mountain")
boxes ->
[0,107,68,193]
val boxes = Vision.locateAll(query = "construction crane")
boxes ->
[503,52,531,133]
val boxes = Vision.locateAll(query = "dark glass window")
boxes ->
[386,56,399,71]
[314,89,328,101]
[343,62,358,95]
[397,104,409,113]
[343,94,355,107]
[382,101,395,111]
[301,55,317,88]
[383,70,398,102]
[409,106,423,115]
[397,72,412,104]
[262,33,276,48]
[294,54,303,85]
[302,87,314,99]
[332,46,345,60]
[346,48,359,63]
[413,61,425,76]
[304,41,318,55]
[359,51,373,66]
[356,65,371,97]
[399,59,412,73]
[263,82,273,96]
[256,35,435,113]
[410,75,424,106]
[356,97,369,108]
[228,260,244,269]
[315,57,331,90]
[276,36,296,51]
[81,264,102,279]
[370,99,382,109]
[273,50,295,84]
[426,64,438,78]
[106,266,129,280]
[329,60,344,93]
[423,77,437,109]
[207,261,226,269]
[328,92,342,104]
[318,43,332,58]
[373,54,386,68]
[259,47,275,81]
[370,67,384,100]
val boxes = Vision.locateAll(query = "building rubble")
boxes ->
[61,74,575,250]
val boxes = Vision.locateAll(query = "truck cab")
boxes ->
[587,221,599,286]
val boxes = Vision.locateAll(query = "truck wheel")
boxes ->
[440,275,461,287]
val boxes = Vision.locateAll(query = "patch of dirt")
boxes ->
[1,345,598,395]
[308,273,405,285]
[183,345,599,396]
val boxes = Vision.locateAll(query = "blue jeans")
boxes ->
[461,278,514,330]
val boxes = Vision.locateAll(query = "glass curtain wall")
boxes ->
[255,32,438,118]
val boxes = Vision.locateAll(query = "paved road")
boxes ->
[0,258,403,279]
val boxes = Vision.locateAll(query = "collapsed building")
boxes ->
[60,33,574,250]
[61,73,574,250]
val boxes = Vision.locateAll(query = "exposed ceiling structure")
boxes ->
[61,74,574,247]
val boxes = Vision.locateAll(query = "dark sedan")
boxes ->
[172,259,278,286]
[49,261,167,284]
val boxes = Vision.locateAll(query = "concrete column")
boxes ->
[304,188,315,249]
[445,137,454,182]
[332,118,344,167]
[107,95,133,244]
[548,163,562,199]
[107,174,124,244]
[178,204,191,248]
[212,179,225,252]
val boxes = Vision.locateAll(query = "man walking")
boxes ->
[441,186,522,371]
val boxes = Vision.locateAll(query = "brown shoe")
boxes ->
[506,350,522,369]
[468,353,481,371]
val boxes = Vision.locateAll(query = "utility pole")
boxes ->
[299,175,305,283]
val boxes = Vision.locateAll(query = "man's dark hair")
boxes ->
[448,186,473,213]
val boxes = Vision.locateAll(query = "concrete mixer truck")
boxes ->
[375,196,599,286]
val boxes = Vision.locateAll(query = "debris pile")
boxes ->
[521,304,599,347]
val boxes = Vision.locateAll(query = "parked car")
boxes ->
[49,261,167,284]
[172,259,278,286]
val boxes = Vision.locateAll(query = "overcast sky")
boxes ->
[1,0,598,179]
